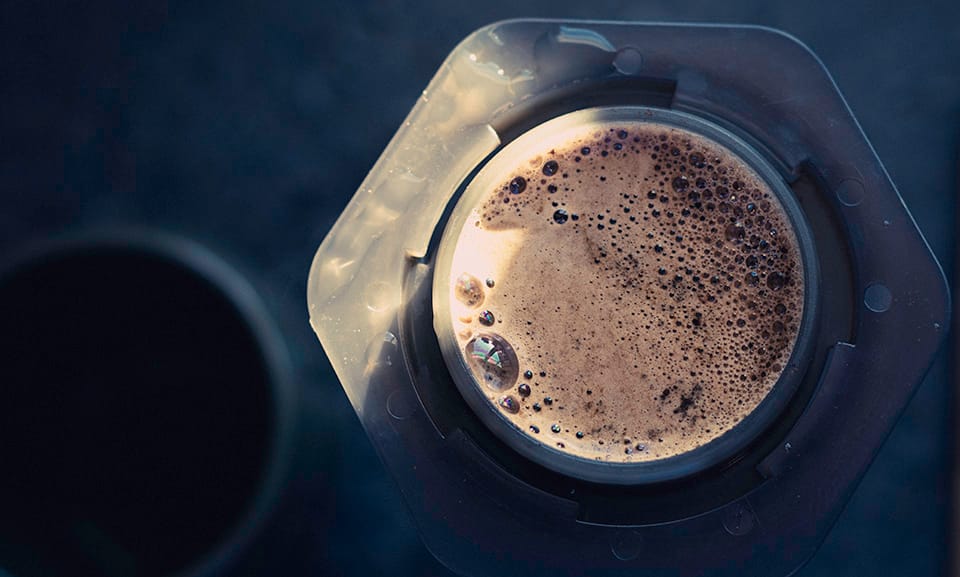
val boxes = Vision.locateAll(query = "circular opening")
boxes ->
[433,107,819,485]
[0,237,282,577]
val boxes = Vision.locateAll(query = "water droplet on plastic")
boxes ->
[613,47,643,75]
[836,179,864,207]
[364,281,393,312]
[864,283,892,313]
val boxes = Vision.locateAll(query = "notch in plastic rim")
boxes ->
[432,106,820,485]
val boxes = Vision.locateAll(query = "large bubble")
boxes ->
[464,333,520,391]
[454,273,485,308]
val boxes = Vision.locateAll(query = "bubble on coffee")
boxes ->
[445,120,804,463]
[464,334,519,391]
[455,273,485,308]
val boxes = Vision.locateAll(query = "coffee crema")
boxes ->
[442,119,804,463]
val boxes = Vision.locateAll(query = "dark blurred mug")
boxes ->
[0,231,295,577]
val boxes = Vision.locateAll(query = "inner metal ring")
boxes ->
[433,106,819,485]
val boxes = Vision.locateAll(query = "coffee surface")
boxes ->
[444,120,804,462]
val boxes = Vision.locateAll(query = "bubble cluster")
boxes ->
[447,120,804,463]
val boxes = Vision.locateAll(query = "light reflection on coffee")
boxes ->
[445,120,804,462]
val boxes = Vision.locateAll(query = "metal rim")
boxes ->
[433,106,819,485]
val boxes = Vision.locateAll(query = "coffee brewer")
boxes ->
[308,20,948,577]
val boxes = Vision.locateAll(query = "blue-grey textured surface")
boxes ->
[0,1,956,576]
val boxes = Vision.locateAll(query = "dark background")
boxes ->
[1,1,956,576]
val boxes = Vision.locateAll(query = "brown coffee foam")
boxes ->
[446,121,804,463]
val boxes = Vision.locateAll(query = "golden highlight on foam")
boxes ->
[446,120,804,463]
